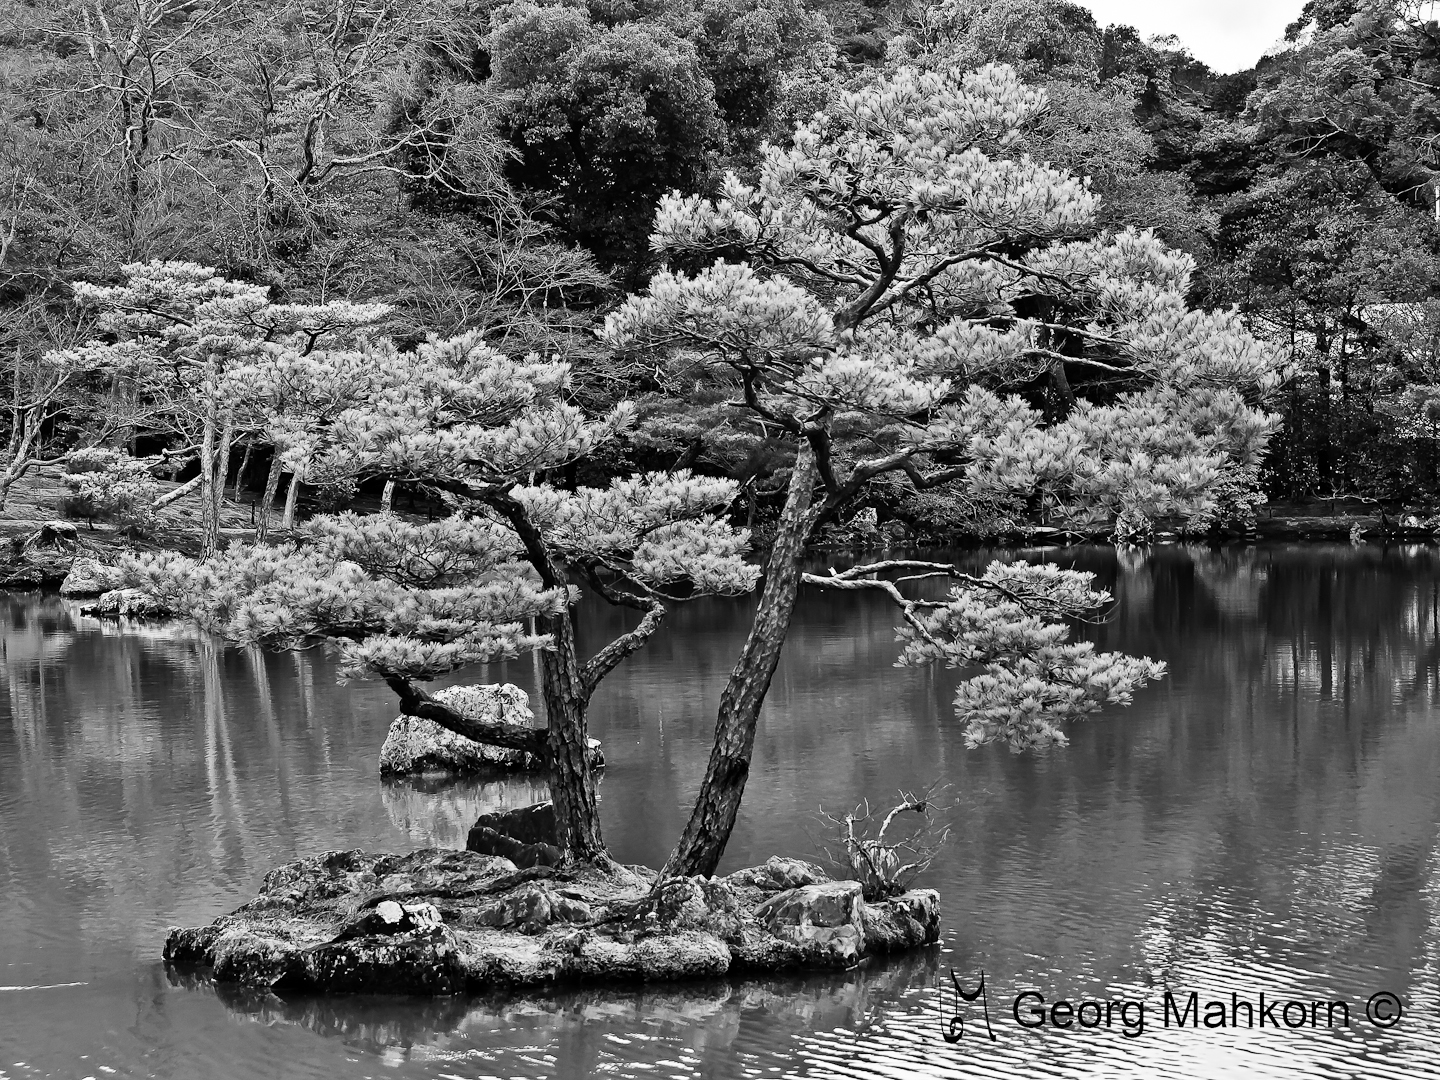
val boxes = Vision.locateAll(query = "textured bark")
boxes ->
[256,454,283,540]
[381,479,396,512]
[234,440,254,500]
[540,612,607,861]
[212,416,234,537]
[281,473,301,529]
[0,402,42,513]
[198,409,219,558]
[661,443,821,879]
[154,473,202,509]
[480,487,608,863]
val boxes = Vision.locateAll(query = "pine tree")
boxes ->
[601,62,1281,876]
[69,262,387,553]
[121,327,760,861]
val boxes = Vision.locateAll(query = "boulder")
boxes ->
[0,533,73,589]
[466,802,564,868]
[724,856,827,893]
[380,684,539,774]
[860,890,942,953]
[379,714,541,774]
[59,557,123,597]
[471,802,557,847]
[754,880,866,967]
[335,900,444,940]
[378,684,603,776]
[80,587,171,618]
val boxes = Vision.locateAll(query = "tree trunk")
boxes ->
[198,410,219,558]
[212,416,234,539]
[1048,358,1077,417]
[0,465,20,513]
[0,409,37,513]
[539,611,606,860]
[257,453,284,541]
[281,473,300,529]
[660,443,821,879]
[381,478,396,512]
[234,440,254,499]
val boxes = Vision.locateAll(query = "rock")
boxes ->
[724,856,828,893]
[162,848,941,994]
[80,587,171,618]
[464,828,563,869]
[471,802,557,846]
[467,802,563,868]
[336,900,445,940]
[755,880,863,929]
[380,714,542,774]
[299,928,467,995]
[754,880,867,967]
[861,890,941,953]
[436,684,537,727]
[378,684,604,776]
[380,684,539,773]
[193,945,942,1052]
[0,533,73,589]
[59,557,123,597]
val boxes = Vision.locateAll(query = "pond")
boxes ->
[2,543,1440,1079]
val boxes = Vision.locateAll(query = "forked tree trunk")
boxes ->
[0,402,40,513]
[660,444,821,878]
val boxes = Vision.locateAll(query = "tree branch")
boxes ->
[153,473,202,508]
[386,675,548,756]
[800,571,945,646]
[580,601,667,699]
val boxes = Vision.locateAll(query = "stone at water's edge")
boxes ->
[59,557,123,597]
[377,684,604,776]
[379,715,542,773]
[466,802,564,869]
[80,587,171,618]
[0,534,73,588]
[161,849,941,994]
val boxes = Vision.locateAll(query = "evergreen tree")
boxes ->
[119,318,761,861]
[602,61,1281,876]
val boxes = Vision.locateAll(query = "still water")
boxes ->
[2,543,1440,1079]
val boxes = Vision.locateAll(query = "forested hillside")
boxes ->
[3,0,1439,535]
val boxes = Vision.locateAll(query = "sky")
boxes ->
[1077,0,1303,74]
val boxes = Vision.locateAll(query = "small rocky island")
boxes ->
[162,846,939,994]
[166,689,940,994]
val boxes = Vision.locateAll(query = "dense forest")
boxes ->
[3,0,1440,538]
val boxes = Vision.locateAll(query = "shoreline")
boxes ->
[4,513,1437,594]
